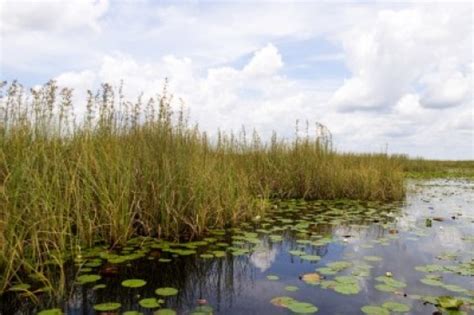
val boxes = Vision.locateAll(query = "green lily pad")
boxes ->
[300,255,321,262]
[267,275,279,281]
[327,261,351,271]
[121,279,147,288]
[376,276,406,288]
[155,287,178,296]
[212,250,226,258]
[382,301,411,312]
[334,276,358,284]
[77,274,101,284]
[421,295,438,305]
[316,267,337,275]
[415,264,444,273]
[437,296,463,309]
[138,297,163,308]
[93,302,121,311]
[333,282,360,295]
[270,296,295,308]
[443,284,467,293]
[154,309,177,315]
[200,254,214,259]
[375,284,398,292]
[420,278,443,286]
[285,285,299,292]
[287,301,318,314]
[361,305,390,315]
[92,284,106,290]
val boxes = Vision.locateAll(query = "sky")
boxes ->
[1,0,473,159]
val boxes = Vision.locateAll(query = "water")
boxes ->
[2,179,473,314]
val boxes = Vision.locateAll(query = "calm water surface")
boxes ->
[2,179,473,314]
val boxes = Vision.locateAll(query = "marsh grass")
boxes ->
[403,158,474,179]
[0,80,405,293]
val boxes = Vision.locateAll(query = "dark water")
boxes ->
[2,179,473,315]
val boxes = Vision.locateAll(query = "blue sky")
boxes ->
[1,0,472,159]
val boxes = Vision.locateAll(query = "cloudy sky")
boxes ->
[1,0,472,159]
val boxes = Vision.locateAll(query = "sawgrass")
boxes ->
[0,80,406,292]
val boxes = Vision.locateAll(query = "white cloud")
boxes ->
[54,45,335,140]
[420,69,471,109]
[3,1,473,159]
[393,94,424,118]
[0,0,109,33]
[243,44,283,77]
[330,4,472,112]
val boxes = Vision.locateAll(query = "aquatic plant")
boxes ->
[0,80,406,293]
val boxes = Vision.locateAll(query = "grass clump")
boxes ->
[0,80,405,292]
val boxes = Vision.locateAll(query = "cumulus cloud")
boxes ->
[54,45,334,138]
[420,69,471,109]
[0,0,109,33]
[330,5,472,112]
[243,44,283,77]
[2,1,473,159]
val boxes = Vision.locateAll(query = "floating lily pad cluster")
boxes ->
[320,275,361,295]
[361,300,411,314]
[374,275,407,293]
[8,189,474,314]
[270,296,318,314]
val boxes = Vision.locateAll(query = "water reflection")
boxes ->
[1,179,473,314]
[250,244,278,272]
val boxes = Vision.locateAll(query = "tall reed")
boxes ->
[0,80,405,292]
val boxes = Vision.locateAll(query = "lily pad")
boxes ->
[300,255,321,262]
[270,296,295,308]
[92,284,106,290]
[361,305,390,315]
[154,309,176,315]
[285,285,299,292]
[420,278,443,286]
[437,296,463,309]
[267,275,279,281]
[382,301,411,312]
[200,254,214,259]
[443,284,467,293]
[93,302,121,311]
[327,261,351,271]
[287,301,318,314]
[375,284,398,292]
[155,287,178,296]
[376,276,406,288]
[121,279,147,288]
[77,274,101,284]
[138,297,163,308]
[333,282,360,295]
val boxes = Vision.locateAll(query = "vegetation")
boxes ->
[402,158,474,179]
[0,78,442,293]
